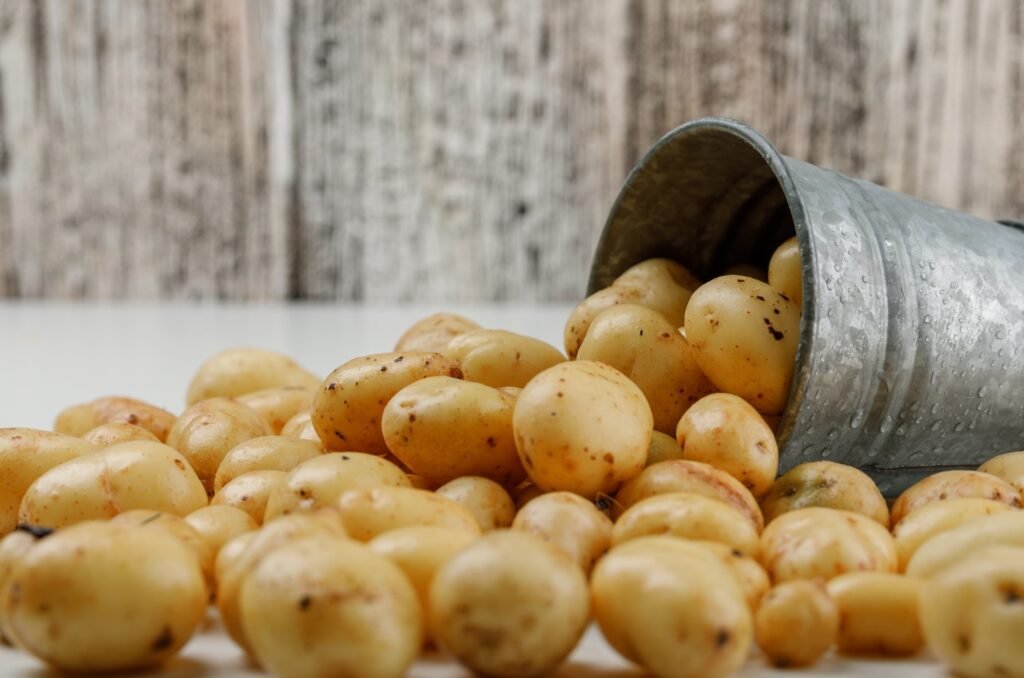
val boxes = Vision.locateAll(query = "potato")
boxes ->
[906,510,1024,579]
[211,470,286,524]
[237,386,314,434]
[919,545,1024,678]
[760,461,890,528]
[0,428,97,535]
[612,491,760,556]
[513,361,651,498]
[185,505,258,559]
[111,510,214,594]
[395,312,481,353]
[755,580,837,668]
[336,486,481,541]
[690,540,771,611]
[82,422,160,447]
[240,536,422,678]
[54,396,177,441]
[2,521,205,672]
[280,410,316,440]
[978,450,1024,493]
[444,329,566,389]
[767,236,802,306]
[646,430,685,466]
[213,436,322,492]
[19,441,207,529]
[826,572,923,656]
[186,348,320,405]
[313,352,463,454]
[435,477,515,531]
[167,398,272,494]
[893,498,1015,571]
[676,393,778,498]
[264,453,411,520]
[592,536,751,677]
[613,459,764,531]
[564,258,701,358]
[430,530,589,676]
[513,482,544,510]
[684,275,800,414]
[214,531,258,592]
[0,529,42,643]
[890,470,1021,526]
[576,304,715,433]
[760,507,898,583]
[511,491,612,574]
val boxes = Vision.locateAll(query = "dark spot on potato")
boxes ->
[1000,583,1021,604]
[556,392,564,398]
[450,367,464,379]
[958,633,971,653]
[334,431,347,441]
[298,594,313,611]
[736,278,746,284]
[151,626,175,652]
[780,293,791,301]
[715,629,731,647]
[639,329,644,336]
[756,441,768,454]
[394,356,404,363]
[327,383,336,391]
[602,453,614,464]
[486,436,496,447]
[15,524,53,539]
[773,308,780,315]
[939,492,948,500]
[141,512,163,525]
[409,414,416,423]
[174,459,186,471]
[731,548,743,558]
[766,325,784,340]
[756,295,765,301]
[380,366,388,372]
[524,455,534,469]
[298,488,310,498]
[126,413,140,424]
[660,332,671,339]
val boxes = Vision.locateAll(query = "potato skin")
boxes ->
[395,312,481,353]
[214,436,322,492]
[237,386,314,434]
[435,477,516,531]
[186,348,320,405]
[185,505,258,558]
[612,492,760,557]
[111,510,215,596]
[892,498,1014,571]
[82,422,160,447]
[0,530,40,643]
[336,486,481,541]
[890,470,1021,526]
[978,450,1024,492]
[905,510,1024,579]
[211,470,286,524]
[54,396,177,441]
[760,461,889,528]
[768,236,803,306]
[511,491,612,574]
[444,329,566,389]
[755,580,837,668]
[513,361,651,498]
[827,572,924,656]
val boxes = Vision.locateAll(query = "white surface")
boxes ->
[0,302,946,676]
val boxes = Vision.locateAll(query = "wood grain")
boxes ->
[0,0,1021,301]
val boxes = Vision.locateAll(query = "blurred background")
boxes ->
[0,0,1020,303]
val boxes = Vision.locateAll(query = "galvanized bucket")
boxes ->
[588,117,1024,495]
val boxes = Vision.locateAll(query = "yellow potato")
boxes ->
[677,393,778,498]
[646,430,685,466]
[576,304,714,433]
[444,329,566,389]
[513,361,651,498]
[978,450,1024,493]
[691,540,770,611]
[264,452,411,520]
[906,510,1024,579]
[214,531,258,593]
[279,410,315,439]
[213,436,322,492]
[755,580,837,668]
[592,536,751,677]
[767,236,803,307]
[890,470,1021,526]
[0,529,41,643]
[19,441,207,529]
[186,348,320,405]
[185,505,258,559]
[82,422,160,447]
[313,352,463,454]
[210,470,287,524]
[430,530,589,676]
[893,498,1015,571]
[760,507,898,583]
[435,477,515,531]
[511,491,612,574]
[684,275,800,415]
[54,396,177,441]
[2,521,205,672]
[612,491,760,556]
[760,461,890,527]
[111,510,214,595]
[0,428,97,535]
[336,486,481,541]
[919,545,1024,678]
[395,312,481,354]
[826,572,923,656]
[237,386,314,434]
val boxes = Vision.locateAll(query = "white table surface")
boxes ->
[0,302,946,676]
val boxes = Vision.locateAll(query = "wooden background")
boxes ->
[0,0,1021,302]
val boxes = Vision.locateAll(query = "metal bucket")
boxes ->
[588,117,1024,495]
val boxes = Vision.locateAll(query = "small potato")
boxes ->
[890,470,1021,526]
[576,304,714,433]
[906,510,1024,579]
[185,505,258,558]
[445,329,566,389]
[760,460,889,528]
[684,275,800,415]
[336,486,481,541]
[919,545,1024,678]
[511,491,612,574]
[691,540,771,611]
[82,422,160,447]
[513,361,651,498]
[264,453,411,520]
[211,470,287,524]
[280,410,315,439]
[19,441,207,529]
[767,236,803,306]
[760,507,898,583]
[214,531,258,592]
[0,529,42,643]
[647,430,685,466]
[240,536,422,678]
[213,436,322,492]
[111,510,215,594]
[0,429,97,535]
[826,572,923,656]
[395,312,481,353]
[2,521,205,672]
[435,477,515,531]
[676,393,778,498]
[186,348,320,405]
[238,386,314,434]
[613,459,764,531]
[978,450,1024,492]
[430,530,589,676]
[313,352,463,454]
[513,482,544,510]
[591,536,751,678]
[755,580,837,668]
[612,491,760,556]
[54,396,177,441]
[893,498,1015,571]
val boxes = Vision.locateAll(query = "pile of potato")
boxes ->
[2,236,1024,678]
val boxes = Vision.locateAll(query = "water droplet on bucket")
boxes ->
[995,328,1006,340]
[930,403,940,415]
[850,409,865,428]
[930,421,942,432]
[801,445,816,458]
[977,386,988,398]
[928,260,936,270]
[954,422,966,432]
[821,448,832,458]
[923,315,932,324]
[827,428,839,440]
[880,416,894,434]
